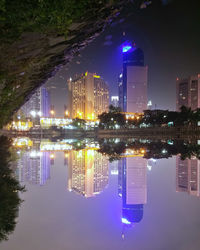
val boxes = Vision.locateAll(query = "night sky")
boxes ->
[47,0,200,116]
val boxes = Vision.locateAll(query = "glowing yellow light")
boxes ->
[140,149,145,154]
[87,113,95,121]
[50,153,55,159]
[85,72,88,76]
[65,110,69,116]
[77,151,83,158]
[93,74,100,78]
[50,110,55,115]
[13,138,33,147]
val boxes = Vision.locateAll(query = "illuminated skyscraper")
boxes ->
[67,72,109,120]
[118,156,147,225]
[68,149,108,197]
[176,156,200,197]
[176,74,200,111]
[119,43,148,113]
[21,86,51,118]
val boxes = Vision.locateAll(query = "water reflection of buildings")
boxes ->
[118,157,147,226]
[17,151,51,186]
[176,156,200,197]
[68,149,109,197]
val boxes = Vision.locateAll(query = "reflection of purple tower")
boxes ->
[118,157,147,226]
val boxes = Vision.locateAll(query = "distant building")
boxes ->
[67,72,109,120]
[68,149,108,197]
[119,43,148,113]
[118,157,147,225]
[176,156,200,197]
[21,86,51,118]
[176,74,200,111]
[111,96,119,107]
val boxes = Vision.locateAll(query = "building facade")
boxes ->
[16,151,51,186]
[20,86,51,118]
[68,149,108,197]
[119,44,148,113]
[176,74,200,111]
[67,72,109,120]
[176,156,200,197]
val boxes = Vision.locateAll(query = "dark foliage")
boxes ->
[0,136,25,241]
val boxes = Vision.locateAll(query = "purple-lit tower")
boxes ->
[119,42,148,113]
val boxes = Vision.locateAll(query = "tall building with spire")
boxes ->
[119,42,148,113]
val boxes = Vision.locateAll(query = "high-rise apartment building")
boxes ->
[68,149,108,197]
[118,157,147,225]
[119,43,148,113]
[176,156,200,197]
[176,74,200,111]
[67,72,109,120]
[21,86,51,118]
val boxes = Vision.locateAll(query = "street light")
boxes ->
[50,109,55,117]
[65,110,69,118]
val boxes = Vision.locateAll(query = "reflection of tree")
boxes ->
[0,136,25,242]
[98,139,200,161]
[98,139,126,162]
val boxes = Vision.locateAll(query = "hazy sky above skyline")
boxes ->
[47,0,200,116]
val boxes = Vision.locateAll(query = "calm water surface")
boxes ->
[1,138,200,250]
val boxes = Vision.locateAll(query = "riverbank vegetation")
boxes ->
[0,136,25,241]
[98,105,200,129]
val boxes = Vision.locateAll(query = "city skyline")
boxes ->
[45,0,200,116]
[1,1,200,249]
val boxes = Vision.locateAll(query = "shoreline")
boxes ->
[1,126,200,141]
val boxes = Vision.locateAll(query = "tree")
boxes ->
[109,105,122,113]
[71,118,86,129]
[98,108,125,129]
[0,136,25,242]
[175,106,193,126]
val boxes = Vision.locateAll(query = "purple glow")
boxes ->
[121,218,131,224]
[122,45,132,53]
